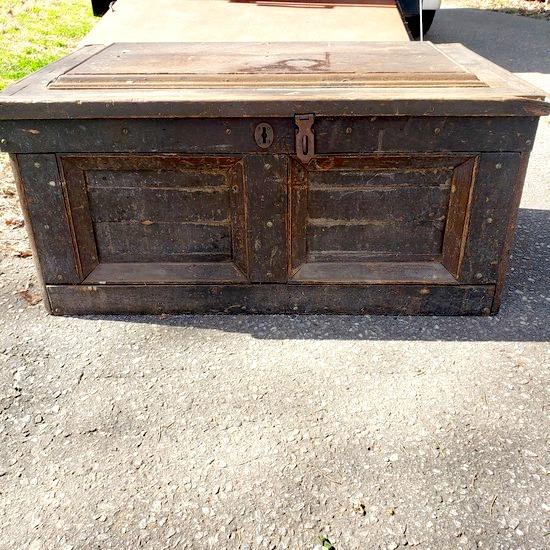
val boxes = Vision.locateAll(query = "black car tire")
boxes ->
[92,0,113,17]
[405,10,436,39]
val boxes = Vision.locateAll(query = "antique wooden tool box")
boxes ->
[0,42,548,315]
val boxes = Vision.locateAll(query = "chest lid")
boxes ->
[49,42,485,89]
[1,41,548,119]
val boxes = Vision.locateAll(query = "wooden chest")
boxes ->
[0,42,548,315]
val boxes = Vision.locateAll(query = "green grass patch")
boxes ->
[0,0,96,90]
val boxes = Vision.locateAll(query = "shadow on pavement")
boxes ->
[428,8,550,75]
[95,208,550,342]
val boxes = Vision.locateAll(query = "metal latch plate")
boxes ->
[295,114,315,164]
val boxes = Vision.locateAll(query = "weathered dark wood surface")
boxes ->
[14,154,81,284]
[0,117,539,155]
[459,153,524,284]
[46,284,495,316]
[8,155,51,312]
[288,154,482,286]
[84,263,247,285]
[50,42,485,90]
[441,157,477,279]
[244,154,288,283]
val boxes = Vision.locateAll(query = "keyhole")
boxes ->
[254,123,274,149]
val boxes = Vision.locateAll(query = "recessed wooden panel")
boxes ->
[289,155,477,284]
[307,221,445,256]
[87,187,229,223]
[308,168,452,188]
[59,155,247,283]
[86,169,226,188]
[308,186,450,221]
[94,222,231,263]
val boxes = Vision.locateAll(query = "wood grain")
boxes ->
[84,262,247,284]
[0,117,539,155]
[441,157,478,278]
[15,154,81,284]
[46,283,495,316]
[244,154,288,282]
[86,169,226,188]
[289,155,467,282]
[307,222,445,256]
[59,157,99,279]
[9,155,51,311]
[87,187,229,223]
[459,153,523,284]
[308,186,449,221]
[94,222,231,263]
[292,261,457,284]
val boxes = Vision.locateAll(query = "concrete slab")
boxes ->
[81,0,410,45]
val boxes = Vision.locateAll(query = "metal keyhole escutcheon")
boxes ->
[254,123,274,149]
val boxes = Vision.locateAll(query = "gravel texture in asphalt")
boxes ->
[0,6,549,550]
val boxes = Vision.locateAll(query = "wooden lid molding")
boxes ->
[0,42,548,119]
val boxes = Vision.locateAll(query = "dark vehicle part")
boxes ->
[92,0,113,17]
[405,10,436,39]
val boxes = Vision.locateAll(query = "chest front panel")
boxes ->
[10,116,530,315]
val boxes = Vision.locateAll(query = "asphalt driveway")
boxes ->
[0,6,548,549]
